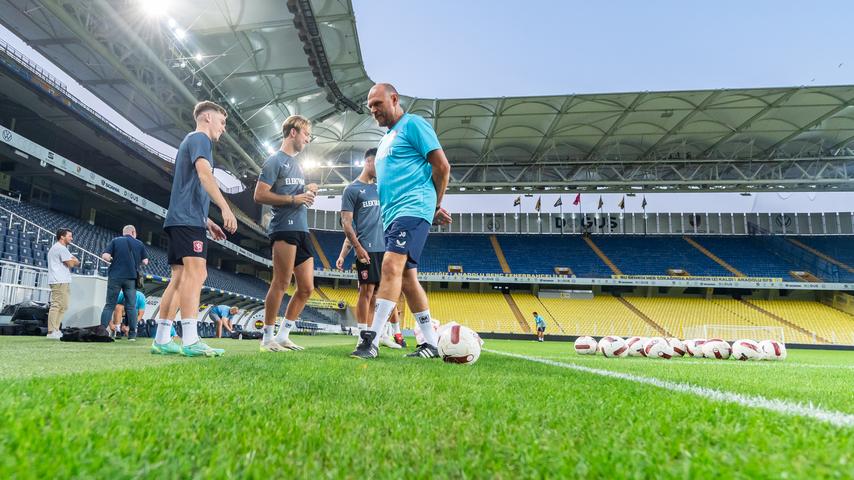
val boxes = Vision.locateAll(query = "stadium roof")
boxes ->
[2,0,853,192]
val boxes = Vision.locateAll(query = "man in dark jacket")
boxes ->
[99,225,149,340]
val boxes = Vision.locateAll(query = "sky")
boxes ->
[354,0,854,99]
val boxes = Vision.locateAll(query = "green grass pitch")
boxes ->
[0,336,851,478]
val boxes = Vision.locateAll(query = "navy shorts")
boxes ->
[384,216,430,270]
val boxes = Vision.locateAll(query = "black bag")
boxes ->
[60,325,114,342]
[230,330,262,340]
[123,237,145,289]
[8,300,49,335]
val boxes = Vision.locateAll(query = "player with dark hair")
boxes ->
[337,148,405,349]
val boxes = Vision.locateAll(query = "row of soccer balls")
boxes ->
[574,336,787,361]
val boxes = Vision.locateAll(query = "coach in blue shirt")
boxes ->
[99,225,149,340]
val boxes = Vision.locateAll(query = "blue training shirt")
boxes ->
[164,131,214,228]
[117,291,146,312]
[211,305,233,318]
[374,113,442,230]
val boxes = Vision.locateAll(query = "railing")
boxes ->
[0,261,50,307]
[0,37,173,164]
[0,205,109,276]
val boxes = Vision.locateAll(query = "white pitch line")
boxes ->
[486,349,854,429]
[532,354,854,370]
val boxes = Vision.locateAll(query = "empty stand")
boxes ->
[497,235,612,277]
[594,236,732,277]
[688,236,800,279]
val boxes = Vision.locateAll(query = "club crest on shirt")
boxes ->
[193,241,204,253]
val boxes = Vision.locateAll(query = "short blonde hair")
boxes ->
[282,115,311,139]
[193,101,227,119]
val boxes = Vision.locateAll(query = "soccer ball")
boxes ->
[685,339,706,358]
[574,336,598,355]
[437,323,482,365]
[731,339,763,361]
[759,340,787,361]
[644,337,674,359]
[667,338,687,356]
[625,336,647,357]
[702,339,732,360]
[598,336,628,358]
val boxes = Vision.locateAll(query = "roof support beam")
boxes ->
[700,89,799,158]
[758,97,854,159]
[584,93,647,161]
[639,90,722,160]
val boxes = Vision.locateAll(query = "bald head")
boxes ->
[371,83,398,96]
[367,83,403,128]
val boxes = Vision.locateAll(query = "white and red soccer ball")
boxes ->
[574,336,598,355]
[625,336,647,357]
[598,336,628,358]
[644,337,675,359]
[731,339,763,361]
[702,339,731,359]
[667,338,687,356]
[685,339,707,358]
[759,340,787,361]
[437,323,483,365]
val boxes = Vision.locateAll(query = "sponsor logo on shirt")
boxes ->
[361,200,380,208]
[284,178,305,186]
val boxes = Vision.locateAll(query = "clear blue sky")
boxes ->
[354,0,853,99]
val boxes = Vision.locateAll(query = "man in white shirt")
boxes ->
[46,228,79,338]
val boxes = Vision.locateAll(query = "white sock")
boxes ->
[414,310,437,347]
[369,299,396,347]
[357,323,368,331]
[262,325,275,343]
[181,319,200,345]
[154,319,173,344]
[391,322,401,335]
[274,319,295,343]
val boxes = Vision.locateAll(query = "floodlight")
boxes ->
[140,0,169,17]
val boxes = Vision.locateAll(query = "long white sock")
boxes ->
[181,319,200,345]
[369,299,396,347]
[274,319,295,343]
[154,319,173,344]
[262,325,275,343]
[391,321,401,335]
[357,323,368,331]
[414,310,437,347]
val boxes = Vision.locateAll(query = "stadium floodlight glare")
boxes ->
[140,0,169,16]
[195,53,203,62]
[229,97,236,104]
[167,18,177,28]
[174,28,186,40]
[266,146,275,155]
